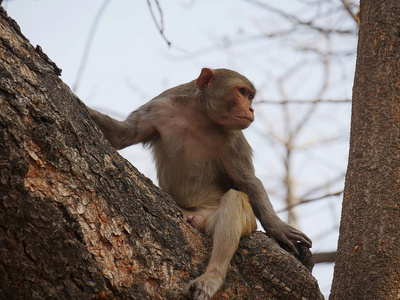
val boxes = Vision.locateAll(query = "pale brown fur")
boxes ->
[87,68,311,300]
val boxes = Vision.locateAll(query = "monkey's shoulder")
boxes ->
[157,123,249,163]
[149,96,252,160]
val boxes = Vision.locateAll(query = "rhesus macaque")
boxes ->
[86,68,311,300]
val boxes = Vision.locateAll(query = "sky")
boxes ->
[5,1,358,297]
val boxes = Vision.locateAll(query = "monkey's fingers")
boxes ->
[182,279,214,300]
[282,236,300,256]
[270,231,299,256]
[293,234,312,248]
[274,229,312,256]
[288,229,312,248]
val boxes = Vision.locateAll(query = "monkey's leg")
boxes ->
[182,189,256,300]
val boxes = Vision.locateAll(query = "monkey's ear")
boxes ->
[196,68,214,90]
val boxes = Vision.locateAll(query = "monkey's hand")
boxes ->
[266,220,312,256]
[182,269,223,300]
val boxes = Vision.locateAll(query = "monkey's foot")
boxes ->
[182,271,223,300]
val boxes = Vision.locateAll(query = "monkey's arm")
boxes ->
[243,176,312,254]
[225,136,312,254]
[86,101,159,150]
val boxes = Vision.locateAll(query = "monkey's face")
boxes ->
[196,68,256,131]
[209,85,255,131]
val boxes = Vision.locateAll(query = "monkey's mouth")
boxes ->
[236,116,254,122]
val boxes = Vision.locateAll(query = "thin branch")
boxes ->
[300,174,345,199]
[296,134,348,150]
[255,99,351,105]
[73,0,111,93]
[296,47,355,57]
[146,0,171,47]
[340,0,359,24]
[276,190,343,213]
[301,191,343,203]
[166,30,297,60]
[293,53,330,137]
[244,0,356,35]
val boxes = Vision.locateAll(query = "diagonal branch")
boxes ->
[146,0,171,47]
[73,0,111,93]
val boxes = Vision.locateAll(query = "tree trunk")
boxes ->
[0,8,322,299]
[330,1,400,299]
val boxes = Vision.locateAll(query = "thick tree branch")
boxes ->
[313,252,336,264]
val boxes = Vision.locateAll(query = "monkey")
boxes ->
[86,68,312,300]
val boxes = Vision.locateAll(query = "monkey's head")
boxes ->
[196,68,256,131]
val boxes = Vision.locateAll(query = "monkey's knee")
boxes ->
[221,189,257,235]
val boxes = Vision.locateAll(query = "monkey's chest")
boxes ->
[152,132,229,206]
[158,119,223,161]
[154,134,221,179]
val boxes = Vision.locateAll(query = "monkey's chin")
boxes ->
[212,115,253,131]
[234,117,253,129]
[238,124,251,130]
[225,121,251,131]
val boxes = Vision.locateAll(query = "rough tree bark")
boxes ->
[330,1,400,299]
[0,8,322,299]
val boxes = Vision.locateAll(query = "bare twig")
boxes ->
[296,47,355,57]
[301,191,343,203]
[73,0,111,93]
[166,30,297,60]
[255,99,351,105]
[340,0,359,24]
[293,55,329,136]
[276,191,343,213]
[146,0,171,47]
[300,174,345,199]
[296,134,348,149]
[244,0,356,35]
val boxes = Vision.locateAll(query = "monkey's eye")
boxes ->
[239,88,246,96]
[248,94,254,100]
